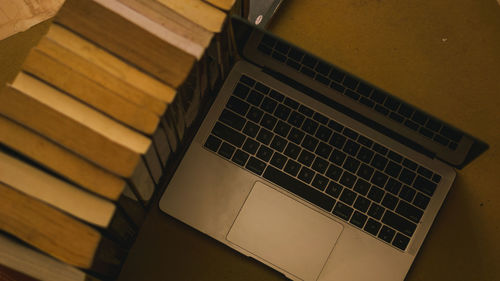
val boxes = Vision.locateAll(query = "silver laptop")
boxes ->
[159,18,487,281]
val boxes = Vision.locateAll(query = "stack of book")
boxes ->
[0,0,242,280]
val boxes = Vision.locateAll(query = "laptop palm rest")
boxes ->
[227,181,343,281]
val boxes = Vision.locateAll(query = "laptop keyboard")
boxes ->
[257,33,464,151]
[204,75,442,251]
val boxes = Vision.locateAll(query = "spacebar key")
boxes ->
[263,166,335,212]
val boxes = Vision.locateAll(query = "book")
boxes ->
[156,0,227,32]
[0,234,99,281]
[204,0,236,11]
[0,115,125,201]
[22,47,160,135]
[0,72,151,178]
[34,35,167,116]
[55,0,196,88]
[0,151,116,228]
[0,182,126,277]
[151,124,172,168]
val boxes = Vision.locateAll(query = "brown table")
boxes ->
[118,1,500,280]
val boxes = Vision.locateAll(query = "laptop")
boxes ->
[159,17,488,281]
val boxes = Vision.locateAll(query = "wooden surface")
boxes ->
[118,1,500,281]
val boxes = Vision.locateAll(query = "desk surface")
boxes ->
[118,1,500,280]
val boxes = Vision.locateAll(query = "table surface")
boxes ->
[118,1,500,280]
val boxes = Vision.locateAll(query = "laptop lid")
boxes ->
[230,16,488,169]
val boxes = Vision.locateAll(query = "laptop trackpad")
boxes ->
[227,182,343,281]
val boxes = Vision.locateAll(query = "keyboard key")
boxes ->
[374,105,389,115]
[378,226,396,243]
[227,96,250,116]
[288,47,304,61]
[232,150,249,166]
[353,196,371,213]
[315,74,330,85]
[302,55,318,69]
[272,52,286,62]
[368,186,384,203]
[350,211,368,228]
[399,168,416,185]
[288,128,305,144]
[328,120,344,132]
[284,159,301,176]
[333,202,354,221]
[330,133,347,149]
[385,161,402,178]
[384,97,400,111]
[256,145,273,162]
[274,104,291,120]
[247,90,264,106]
[402,159,418,170]
[373,143,388,155]
[358,135,373,148]
[381,193,398,210]
[417,167,432,179]
[315,62,331,76]
[388,151,403,163]
[441,126,463,142]
[404,120,419,131]
[371,90,387,104]
[205,135,222,152]
[371,171,388,188]
[343,128,358,140]
[385,178,402,195]
[357,147,374,163]
[270,135,287,152]
[260,114,277,130]
[284,142,301,159]
[340,189,357,205]
[434,134,449,146]
[343,76,359,90]
[389,112,404,123]
[357,82,373,96]
[240,75,256,87]
[432,174,441,183]
[312,174,329,191]
[356,164,374,182]
[233,83,250,99]
[298,166,315,184]
[396,201,423,223]
[313,113,329,125]
[258,42,270,54]
[284,97,299,110]
[302,118,319,135]
[315,125,333,142]
[399,185,416,202]
[331,82,346,93]
[426,118,442,132]
[345,89,360,100]
[286,59,300,70]
[219,109,246,131]
[218,142,235,159]
[242,138,259,154]
[343,140,360,156]
[413,193,430,210]
[330,149,347,166]
[326,181,343,198]
[263,166,335,211]
[368,203,385,220]
[257,128,274,145]
[212,122,246,147]
[261,97,278,113]
[301,135,319,152]
[274,120,291,137]
[364,219,382,236]
[312,157,329,174]
[419,127,434,139]
[413,176,437,196]
[261,34,276,47]
[326,164,343,181]
[232,123,256,141]
[371,154,388,171]
[411,110,428,125]
[382,211,417,237]
[315,142,333,159]
[288,111,306,128]
[246,106,264,123]
[398,104,414,118]
[329,67,345,82]
[255,82,270,94]
[270,152,287,169]
[360,97,375,108]
[393,233,410,251]
[298,105,314,117]
[298,150,315,167]
[343,157,360,173]
[353,179,371,196]
[269,90,285,102]
[340,171,357,188]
